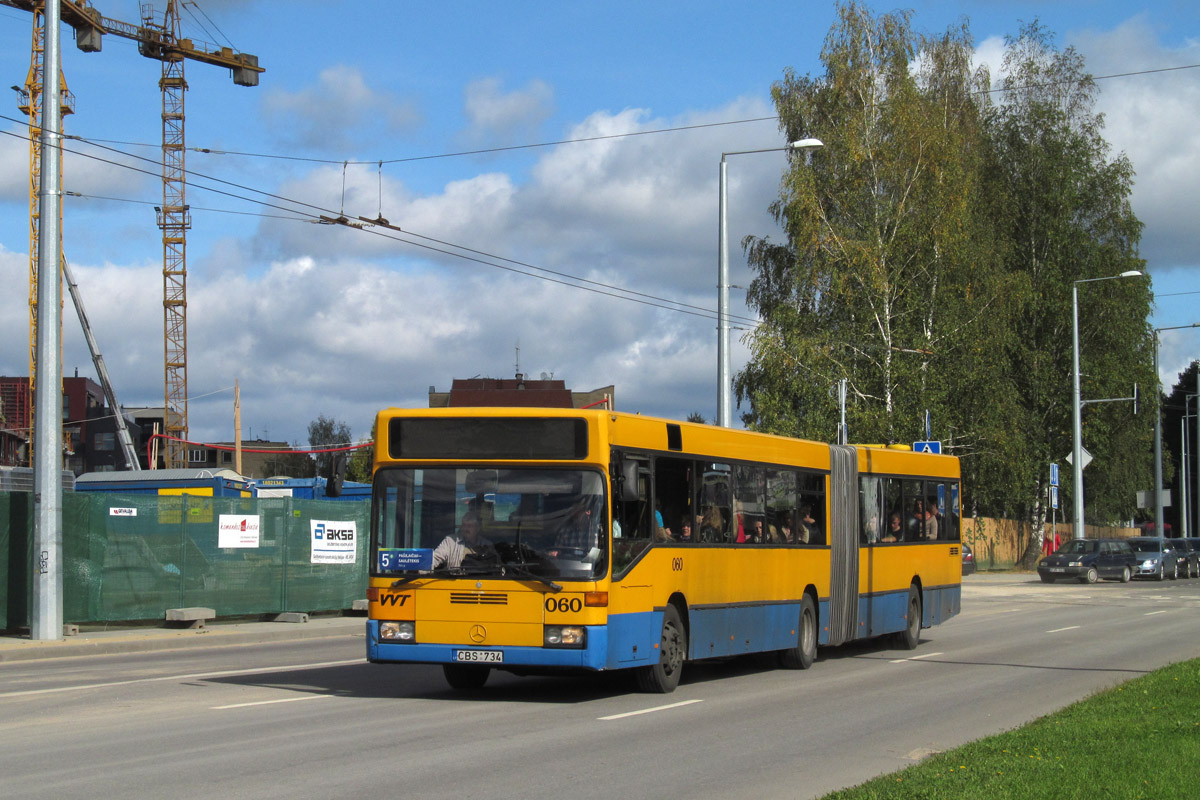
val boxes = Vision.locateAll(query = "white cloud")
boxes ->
[461,77,554,147]
[261,65,422,151]
[1072,18,1200,272]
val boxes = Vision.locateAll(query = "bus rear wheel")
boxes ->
[443,664,490,690]
[778,594,817,670]
[636,604,686,693]
[894,585,922,650]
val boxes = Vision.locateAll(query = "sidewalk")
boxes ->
[0,614,366,663]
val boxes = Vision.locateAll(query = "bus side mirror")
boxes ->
[617,458,640,503]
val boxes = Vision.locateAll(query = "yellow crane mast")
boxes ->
[3,0,263,469]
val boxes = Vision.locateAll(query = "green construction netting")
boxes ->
[1,491,369,628]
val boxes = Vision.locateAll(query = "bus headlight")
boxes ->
[544,625,586,648]
[379,621,415,642]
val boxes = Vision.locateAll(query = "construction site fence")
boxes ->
[0,490,369,630]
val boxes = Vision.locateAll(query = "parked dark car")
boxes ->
[1174,538,1200,578]
[961,542,976,576]
[1129,537,1182,581]
[1037,538,1137,584]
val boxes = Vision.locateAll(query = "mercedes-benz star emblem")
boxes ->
[469,625,487,643]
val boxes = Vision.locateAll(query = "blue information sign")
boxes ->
[1050,463,1060,487]
[378,548,432,573]
[912,440,942,454]
[1051,486,1059,510]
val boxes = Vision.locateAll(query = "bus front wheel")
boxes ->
[636,604,686,693]
[778,594,817,670]
[895,585,922,650]
[443,664,490,690]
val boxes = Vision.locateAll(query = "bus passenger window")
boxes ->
[612,458,652,575]
[765,469,796,543]
[654,457,694,543]
[699,463,732,542]
[944,483,961,541]
[799,472,825,545]
[860,476,883,544]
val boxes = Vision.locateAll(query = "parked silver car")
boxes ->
[1128,537,1182,581]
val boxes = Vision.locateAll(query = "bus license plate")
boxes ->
[454,649,503,663]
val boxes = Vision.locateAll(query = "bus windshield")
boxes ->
[373,466,608,581]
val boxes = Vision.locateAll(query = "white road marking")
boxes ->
[889,652,943,663]
[0,658,364,699]
[1144,610,1170,616]
[1046,626,1081,633]
[213,694,338,710]
[599,699,704,720]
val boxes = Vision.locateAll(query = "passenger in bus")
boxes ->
[924,497,941,540]
[908,499,926,539]
[747,518,766,543]
[677,518,694,542]
[654,501,672,541]
[881,511,903,543]
[776,516,794,543]
[798,504,818,544]
[551,498,599,554]
[699,505,725,542]
[431,512,492,569]
[862,511,880,544]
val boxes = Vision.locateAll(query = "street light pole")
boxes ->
[718,138,822,428]
[1152,323,1199,537]
[1071,270,1143,540]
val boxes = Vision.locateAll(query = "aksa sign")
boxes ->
[311,520,357,564]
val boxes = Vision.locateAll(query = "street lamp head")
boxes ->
[788,138,824,150]
[1119,270,1143,278]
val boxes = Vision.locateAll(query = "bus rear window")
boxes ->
[389,418,588,460]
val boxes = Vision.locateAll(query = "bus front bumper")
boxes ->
[366,620,609,671]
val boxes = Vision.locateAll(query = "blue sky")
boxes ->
[1,1,1198,450]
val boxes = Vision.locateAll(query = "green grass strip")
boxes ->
[821,658,1200,800]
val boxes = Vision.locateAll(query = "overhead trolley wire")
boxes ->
[0,118,767,328]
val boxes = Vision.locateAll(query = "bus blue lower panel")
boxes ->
[687,602,802,659]
[855,583,961,640]
[366,620,609,671]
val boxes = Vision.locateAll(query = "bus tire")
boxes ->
[443,664,490,690]
[636,604,686,693]
[778,594,817,670]
[894,585,921,650]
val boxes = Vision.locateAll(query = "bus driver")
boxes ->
[431,512,491,569]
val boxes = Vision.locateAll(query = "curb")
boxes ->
[0,617,366,664]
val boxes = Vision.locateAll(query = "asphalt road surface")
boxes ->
[3,574,1199,800]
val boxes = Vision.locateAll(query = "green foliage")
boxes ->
[737,6,1153,538]
[307,413,352,479]
[345,420,377,483]
[686,412,709,425]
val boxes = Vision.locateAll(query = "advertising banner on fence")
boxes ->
[218,514,261,548]
[311,520,357,564]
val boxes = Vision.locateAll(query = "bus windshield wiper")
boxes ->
[501,563,562,593]
[390,568,456,588]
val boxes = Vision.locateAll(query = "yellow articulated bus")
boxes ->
[366,407,962,693]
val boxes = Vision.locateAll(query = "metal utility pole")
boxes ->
[1071,271,1142,539]
[717,139,822,428]
[32,0,63,641]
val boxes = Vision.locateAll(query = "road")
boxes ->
[3,574,1199,800]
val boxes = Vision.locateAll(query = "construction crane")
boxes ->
[12,15,140,470]
[3,0,263,469]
